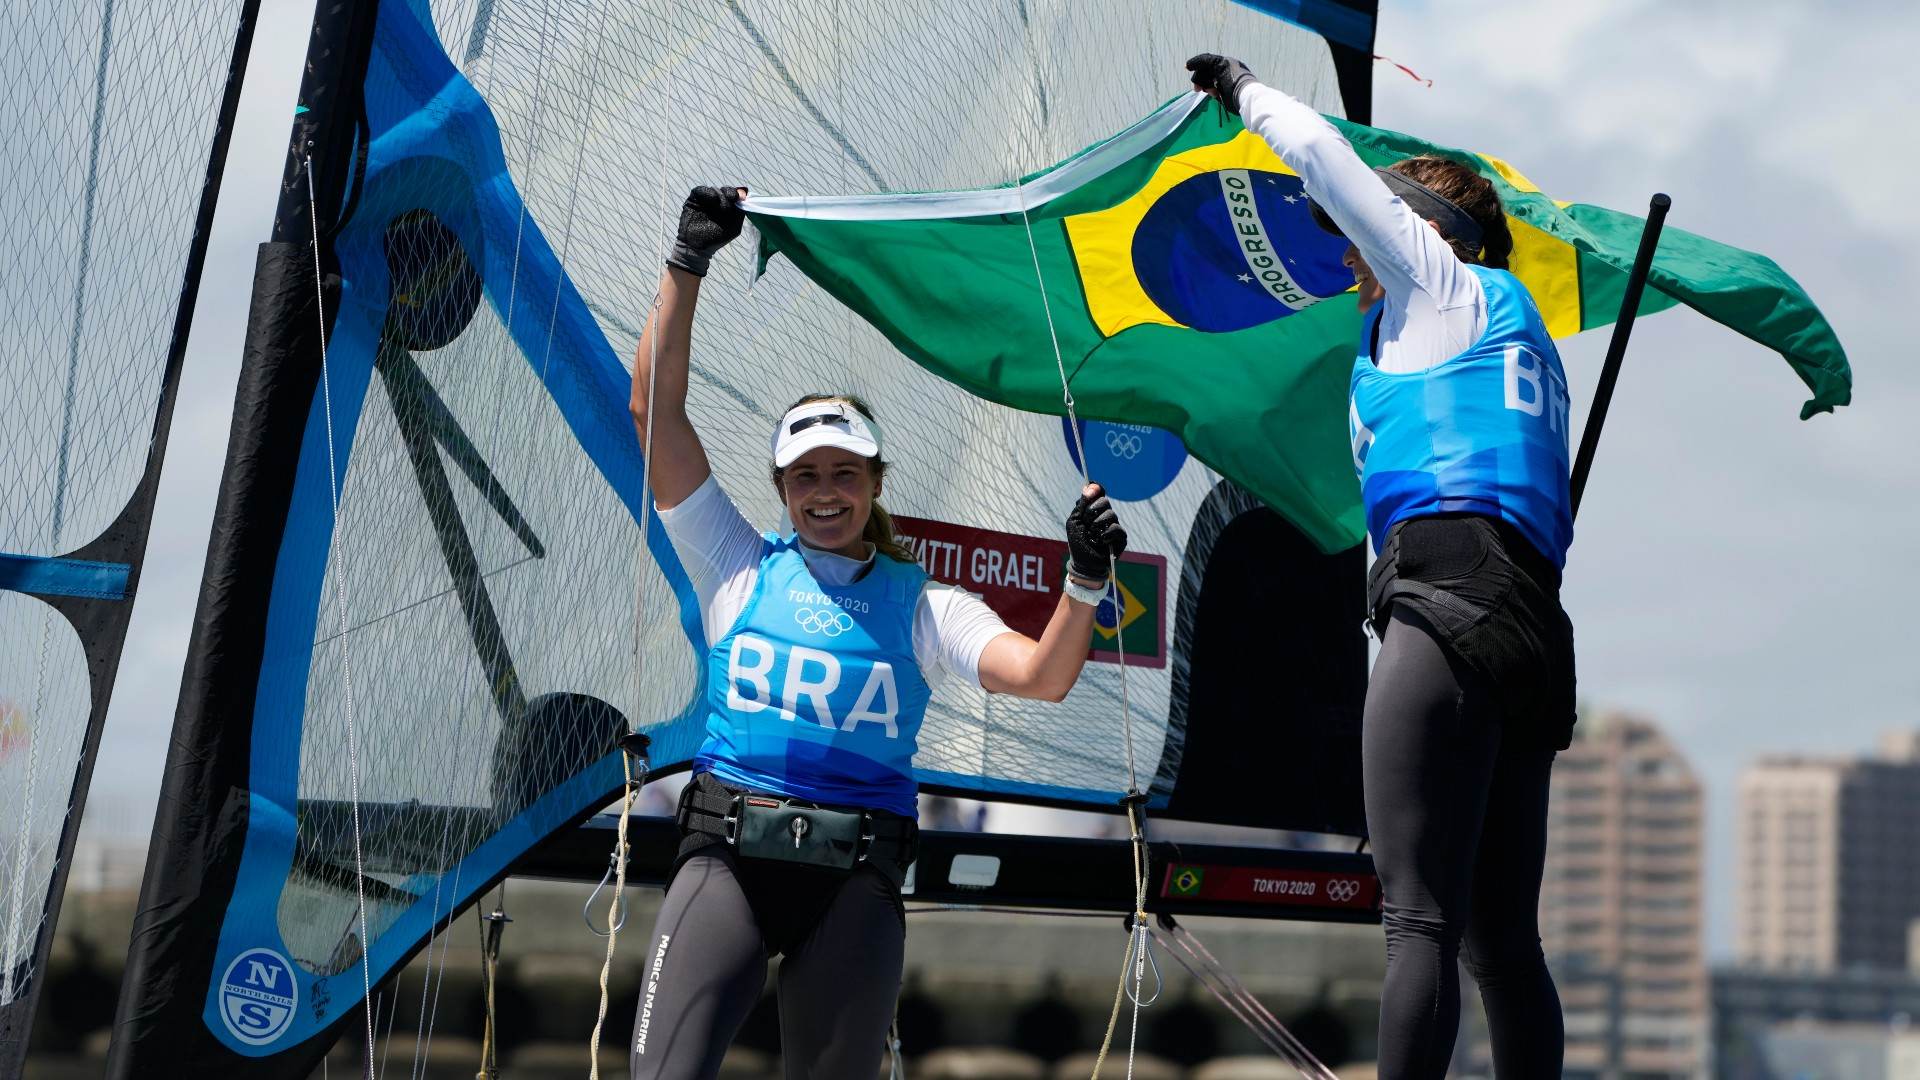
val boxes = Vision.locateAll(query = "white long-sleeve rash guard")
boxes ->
[1238,81,1487,374]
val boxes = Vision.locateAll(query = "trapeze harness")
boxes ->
[1351,265,1579,749]
[675,533,922,896]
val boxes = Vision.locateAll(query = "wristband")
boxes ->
[1064,576,1109,608]
[666,244,711,278]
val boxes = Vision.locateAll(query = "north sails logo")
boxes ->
[217,947,299,1046]
[634,934,670,1056]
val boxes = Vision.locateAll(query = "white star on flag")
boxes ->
[1236,274,1253,283]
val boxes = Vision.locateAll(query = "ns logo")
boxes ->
[218,947,299,1046]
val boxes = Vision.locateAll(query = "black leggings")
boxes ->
[629,849,904,1080]
[1364,608,1563,1079]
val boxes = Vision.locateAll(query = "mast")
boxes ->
[106,0,381,1073]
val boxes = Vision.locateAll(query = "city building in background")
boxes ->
[1737,730,1920,973]
[1712,966,1920,1079]
[1507,712,1709,1078]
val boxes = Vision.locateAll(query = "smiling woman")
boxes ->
[765,394,916,563]
[624,186,1130,1080]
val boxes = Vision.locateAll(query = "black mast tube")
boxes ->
[1570,193,1671,519]
[106,0,380,1074]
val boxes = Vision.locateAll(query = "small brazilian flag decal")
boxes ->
[1169,865,1204,897]
[1089,552,1167,668]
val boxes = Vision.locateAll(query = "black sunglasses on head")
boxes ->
[788,410,852,436]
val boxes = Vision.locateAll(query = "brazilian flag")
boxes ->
[749,94,1850,553]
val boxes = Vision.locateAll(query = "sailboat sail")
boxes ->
[109,0,1375,1072]
[0,0,254,1066]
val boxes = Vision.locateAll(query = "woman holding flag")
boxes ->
[1187,55,1576,1079]
[625,186,1129,1080]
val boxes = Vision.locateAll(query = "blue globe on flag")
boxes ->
[1131,169,1353,333]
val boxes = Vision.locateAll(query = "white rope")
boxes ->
[1013,152,1154,1080]
[1005,26,1154,1066]
[306,154,377,1080]
[587,752,641,1077]
[590,13,677,1063]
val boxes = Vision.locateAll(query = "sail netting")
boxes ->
[111,0,1372,1070]
[0,0,251,1063]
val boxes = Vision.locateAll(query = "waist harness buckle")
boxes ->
[729,795,869,871]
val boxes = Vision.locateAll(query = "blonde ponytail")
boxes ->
[863,499,919,565]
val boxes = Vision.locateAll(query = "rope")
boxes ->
[587,10,676,1056]
[587,749,644,1077]
[1013,150,1155,1080]
[1088,937,1131,1080]
[474,886,509,1080]
[306,154,378,1080]
[886,1019,905,1080]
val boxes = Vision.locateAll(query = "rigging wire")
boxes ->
[307,153,379,1080]
[1153,918,1338,1079]
[409,787,461,1077]
[413,841,469,1077]
[380,979,398,1079]
[402,1,570,1071]
[1010,46,1154,1075]
[586,6,680,1067]
[906,904,1337,1077]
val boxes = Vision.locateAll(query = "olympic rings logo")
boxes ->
[1104,430,1144,460]
[1326,879,1361,903]
[794,607,855,637]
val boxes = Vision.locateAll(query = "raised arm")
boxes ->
[1186,55,1472,311]
[977,484,1128,701]
[630,186,745,509]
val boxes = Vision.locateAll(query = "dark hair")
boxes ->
[1386,156,1513,270]
[771,393,917,563]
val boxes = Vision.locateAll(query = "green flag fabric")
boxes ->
[748,93,1851,553]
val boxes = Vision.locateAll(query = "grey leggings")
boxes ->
[629,849,904,1079]
[1364,607,1563,1079]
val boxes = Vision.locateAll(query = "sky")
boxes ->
[1368,0,1920,954]
[75,0,1920,960]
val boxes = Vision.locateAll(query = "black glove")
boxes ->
[1065,484,1128,582]
[666,185,746,277]
[1185,53,1258,115]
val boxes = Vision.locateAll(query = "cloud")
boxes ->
[1377,0,1917,957]
[1378,0,1920,233]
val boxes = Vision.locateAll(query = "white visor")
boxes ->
[771,401,883,468]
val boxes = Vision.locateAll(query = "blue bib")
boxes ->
[696,535,932,817]
[1349,266,1574,567]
